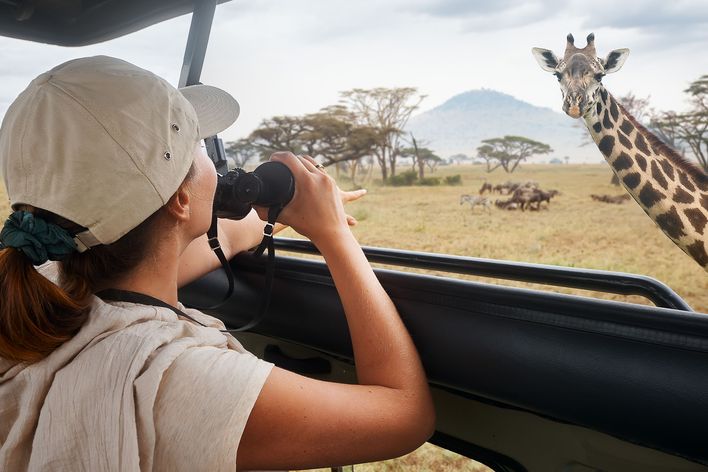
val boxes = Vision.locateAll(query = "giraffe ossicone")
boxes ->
[532,33,708,272]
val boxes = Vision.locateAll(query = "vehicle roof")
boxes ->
[0,0,230,46]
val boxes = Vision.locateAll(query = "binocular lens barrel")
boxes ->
[213,161,295,220]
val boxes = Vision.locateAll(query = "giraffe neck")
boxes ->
[583,86,708,271]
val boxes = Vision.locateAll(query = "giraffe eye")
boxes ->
[554,72,562,82]
[594,73,604,81]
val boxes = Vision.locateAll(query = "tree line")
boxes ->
[224,87,442,183]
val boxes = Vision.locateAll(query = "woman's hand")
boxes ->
[341,187,367,226]
[255,152,366,244]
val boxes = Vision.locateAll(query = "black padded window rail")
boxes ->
[273,237,692,311]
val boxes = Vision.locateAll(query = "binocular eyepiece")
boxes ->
[213,161,295,220]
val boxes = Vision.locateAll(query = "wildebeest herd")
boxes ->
[460,180,634,213]
[461,181,560,212]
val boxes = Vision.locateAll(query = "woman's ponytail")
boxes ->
[0,246,90,362]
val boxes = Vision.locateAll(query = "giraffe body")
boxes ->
[532,34,708,271]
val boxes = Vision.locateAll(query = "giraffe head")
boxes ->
[532,33,630,119]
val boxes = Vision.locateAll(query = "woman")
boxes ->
[0,56,435,471]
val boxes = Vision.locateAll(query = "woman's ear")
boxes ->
[165,184,192,223]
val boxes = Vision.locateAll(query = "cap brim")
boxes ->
[179,84,240,139]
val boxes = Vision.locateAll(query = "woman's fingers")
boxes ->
[297,155,319,173]
[269,152,314,178]
[346,215,358,226]
[298,154,320,171]
[341,188,367,204]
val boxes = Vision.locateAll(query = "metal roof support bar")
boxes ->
[178,0,228,173]
[178,0,216,88]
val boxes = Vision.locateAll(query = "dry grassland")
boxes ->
[324,163,706,312]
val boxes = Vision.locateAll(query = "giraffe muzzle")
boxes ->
[564,93,584,118]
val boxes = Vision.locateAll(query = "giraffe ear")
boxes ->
[601,48,630,74]
[532,48,559,72]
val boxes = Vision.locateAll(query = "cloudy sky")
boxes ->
[1,0,706,145]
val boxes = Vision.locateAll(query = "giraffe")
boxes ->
[532,33,708,272]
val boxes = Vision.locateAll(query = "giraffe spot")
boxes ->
[598,135,615,157]
[639,181,665,207]
[592,122,602,133]
[596,102,602,115]
[609,98,619,121]
[679,171,696,192]
[622,172,642,189]
[612,152,633,171]
[602,110,613,130]
[651,161,669,190]
[635,134,650,155]
[686,240,708,266]
[658,159,675,181]
[673,188,694,204]
[619,120,634,135]
[655,206,686,239]
[701,193,708,211]
[635,154,647,172]
[618,133,632,149]
[600,88,608,103]
[685,208,707,235]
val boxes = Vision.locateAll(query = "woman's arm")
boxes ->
[236,153,434,471]
[177,189,365,288]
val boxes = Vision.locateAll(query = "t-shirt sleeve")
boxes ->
[152,345,274,471]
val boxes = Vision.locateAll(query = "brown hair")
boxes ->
[0,164,196,363]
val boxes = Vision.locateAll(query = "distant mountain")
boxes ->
[406,89,600,162]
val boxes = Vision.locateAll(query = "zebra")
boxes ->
[459,194,492,213]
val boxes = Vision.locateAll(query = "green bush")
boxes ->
[444,174,462,185]
[388,170,418,186]
[418,177,440,186]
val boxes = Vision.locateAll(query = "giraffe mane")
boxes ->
[614,100,708,186]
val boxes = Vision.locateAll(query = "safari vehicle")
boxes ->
[1,1,707,471]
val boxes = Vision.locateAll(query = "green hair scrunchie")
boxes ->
[0,210,78,265]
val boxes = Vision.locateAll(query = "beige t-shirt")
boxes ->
[0,262,274,471]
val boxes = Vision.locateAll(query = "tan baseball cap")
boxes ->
[0,55,239,251]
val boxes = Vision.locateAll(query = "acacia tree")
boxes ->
[244,106,379,183]
[248,115,308,160]
[224,139,259,168]
[340,87,425,181]
[300,105,379,181]
[478,136,552,173]
[476,144,505,172]
[651,75,708,171]
[400,133,440,179]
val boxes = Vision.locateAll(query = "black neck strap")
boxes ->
[96,288,210,328]
[176,206,284,332]
[200,211,235,309]
[95,288,257,335]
